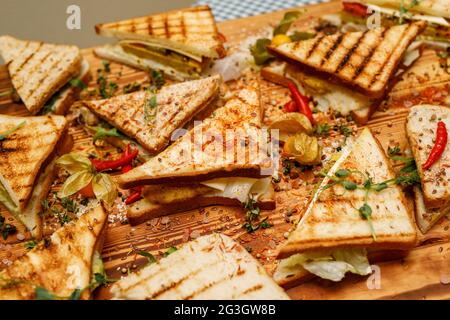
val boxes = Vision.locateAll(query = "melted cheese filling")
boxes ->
[201,177,271,203]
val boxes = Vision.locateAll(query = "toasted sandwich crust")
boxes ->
[278,128,417,259]
[83,75,221,154]
[406,105,450,209]
[268,22,426,99]
[0,115,67,211]
[111,234,289,300]
[127,186,276,225]
[0,36,82,114]
[95,6,225,59]
[116,83,273,189]
[0,206,108,300]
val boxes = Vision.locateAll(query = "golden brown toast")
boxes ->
[0,36,82,114]
[111,234,289,300]
[268,22,426,99]
[0,205,108,300]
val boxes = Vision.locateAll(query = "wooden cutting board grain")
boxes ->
[0,0,449,300]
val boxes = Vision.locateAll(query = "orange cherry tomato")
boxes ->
[78,181,95,198]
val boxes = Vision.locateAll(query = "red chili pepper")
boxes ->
[121,144,133,174]
[422,121,448,171]
[343,2,368,18]
[284,100,298,113]
[287,81,315,125]
[92,145,138,172]
[125,191,142,205]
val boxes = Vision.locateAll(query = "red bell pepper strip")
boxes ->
[343,2,368,18]
[422,121,448,171]
[284,100,298,113]
[92,147,138,172]
[125,191,142,205]
[287,81,315,125]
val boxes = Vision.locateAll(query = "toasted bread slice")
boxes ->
[127,182,275,225]
[0,205,108,300]
[414,186,450,234]
[116,82,272,189]
[261,62,379,125]
[0,115,67,212]
[355,0,450,19]
[45,58,91,115]
[278,128,417,259]
[83,75,221,154]
[95,6,225,60]
[406,105,450,209]
[0,36,82,114]
[94,45,194,81]
[111,233,289,300]
[268,22,426,99]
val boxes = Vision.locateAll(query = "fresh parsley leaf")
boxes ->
[163,247,178,257]
[388,146,401,157]
[89,126,124,143]
[144,94,158,123]
[273,11,302,36]
[25,241,37,250]
[335,169,350,178]
[123,82,141,94]
[102,61,111,73]
[338,125,352,138]
[0,216,17,240]
[342,180,357,190]
[136,250,157,265]
[150,70,165,89]
[69,288,82,300]
[250,38,274,65]
[69,78,87,90]
[315,123,330,137]
[35,287,56,300]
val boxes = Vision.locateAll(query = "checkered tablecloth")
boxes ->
[195,0,330,21]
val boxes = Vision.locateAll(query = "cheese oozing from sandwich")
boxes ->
[201,177,272,203]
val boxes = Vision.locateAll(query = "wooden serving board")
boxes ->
[1,0,450,300]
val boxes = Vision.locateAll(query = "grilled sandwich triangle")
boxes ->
[274,128,417,285]
[95,5,225,60]
[0,205,107,300]
[279,128,417,259]
[116,82,272,189]
[268,22,426,99]
[0,36,82,114]
[0,115,67,234]
[83,75,221,154]
[111,233,290,300]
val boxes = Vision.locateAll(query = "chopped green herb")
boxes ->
[89,126,125,143]
[25,241,37,250]
[35,287,56,300]
[0,215,17,240]
[136,250,157,265]
[69,288,82,300]
[398,0,420,24]
[61,197,77,213]
[242,197,272,233]
[69,78,87,90]
[144,94,158,123]
[338,125,352,138]
[163,247,178,257]
[150,70,165,89]
[123,82,142,94]
[315,123,330,137]
[102,61,111,73]
[388,146,401,157]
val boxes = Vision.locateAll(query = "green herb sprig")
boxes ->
[0,121,26,141]
[242,197,273,233]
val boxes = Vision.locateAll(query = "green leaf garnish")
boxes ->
[163,247,178,257]
[89,126,125,143]
[136,250,157,265]
[289,31,315,41]
[69,78,87,90]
